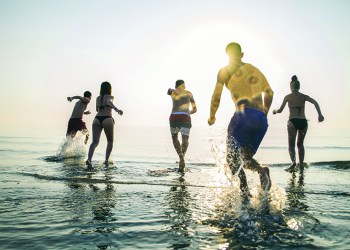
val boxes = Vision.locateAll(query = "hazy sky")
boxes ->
[1,0,349,134]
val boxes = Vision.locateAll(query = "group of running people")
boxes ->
[65,42,324,194]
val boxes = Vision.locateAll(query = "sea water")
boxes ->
[0,126,349,249]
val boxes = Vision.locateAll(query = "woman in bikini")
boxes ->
[86,81,123,165]
[273,75,324,172]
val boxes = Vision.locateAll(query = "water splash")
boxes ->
[58,133,86,158]
[43,133,87,162]
[207,128,289,247]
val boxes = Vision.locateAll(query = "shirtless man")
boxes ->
[273,75,324,172]
[168,80,197,172]
[66,91,91,144]
[208,42,274,193]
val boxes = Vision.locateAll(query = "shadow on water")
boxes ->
[165,176,192,249]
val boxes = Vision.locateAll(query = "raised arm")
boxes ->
[306,96,324,122]
[273,96,288,115]
[67,96,90,104]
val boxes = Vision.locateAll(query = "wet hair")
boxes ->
[175,79,185,88]
[100,81,112,106]
[84,91,91,98]
[226,42,242,56]
[290,75,300,90]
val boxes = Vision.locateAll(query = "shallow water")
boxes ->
[0,127,349,249]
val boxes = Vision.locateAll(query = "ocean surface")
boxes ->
[0,126,349,249]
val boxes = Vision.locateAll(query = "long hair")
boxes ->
[100,81,112,95]
[100,81,112,106]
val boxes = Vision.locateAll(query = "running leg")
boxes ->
[87,119,102,164]
[297,127,307,169]
[181,134,189,156]
[286,121,297,171]
[103,118,115,164]
[171,132,185,172]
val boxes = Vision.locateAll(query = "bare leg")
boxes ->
[171,133,183,157]
[241,147,271,191]
[171,133,184,172]
[87,119,102,164]
[181,135,189,156]
[103,118,114,164]
[286,121,297,172]
[81,129,89,144]
[227,141,249,193]
[297,127,308,169]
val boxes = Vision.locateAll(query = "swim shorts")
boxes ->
[169,113,191,136]
[66,118,87,136]
[227,108,268,155]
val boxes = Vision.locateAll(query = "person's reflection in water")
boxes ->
[286,168,308,211]
[63,164,118,249]
[165,176,192,249]
[90,169,117,224]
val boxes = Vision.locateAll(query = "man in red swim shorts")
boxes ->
[66,91,92,144]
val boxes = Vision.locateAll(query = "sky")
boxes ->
[0,0,349,135]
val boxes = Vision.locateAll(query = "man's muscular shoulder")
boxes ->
[217,67,231,85]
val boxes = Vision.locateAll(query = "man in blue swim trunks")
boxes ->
[168,80,197,173]
[208,42,274,192]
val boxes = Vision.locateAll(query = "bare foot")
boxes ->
[285,162,296,172]
[260,167,271,191]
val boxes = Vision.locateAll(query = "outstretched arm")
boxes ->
[273,96,287,115]
[307,96,324,122]
[67,96,90,104]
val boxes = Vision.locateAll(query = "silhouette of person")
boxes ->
[86,82,123,165]
[66,91,92,144]
[167,80,197,172]
[208,42,274,193]
[273,75,324,172]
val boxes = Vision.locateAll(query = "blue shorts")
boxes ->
[227,108,268,155]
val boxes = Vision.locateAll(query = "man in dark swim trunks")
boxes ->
[168,80,197,173]
[66,91,92,144]
[273,75,324,172]
[208,42,274,193]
